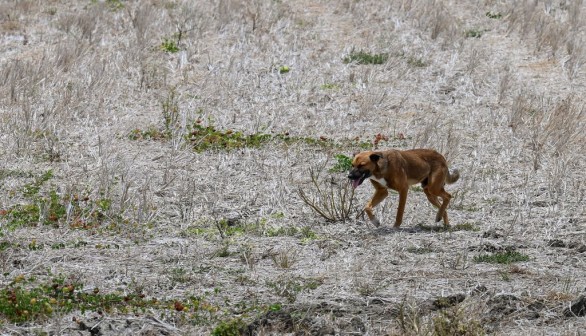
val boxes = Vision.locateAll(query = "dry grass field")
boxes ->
[1,0,585,335]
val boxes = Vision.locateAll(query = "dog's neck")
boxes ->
[369,175,388,187]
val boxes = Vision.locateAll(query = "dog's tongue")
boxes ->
[352,179,361,189]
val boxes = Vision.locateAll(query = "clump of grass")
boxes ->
[160,38,179,53]
[343,49,388,65]
[266,277,322,303]
[474,251,530,264]
[465,29,483,38]
[211,318,246,336]
[485,11,502,19]
[105,0,124,11]
[128,126,170,141]
[270,249,298,269]
[320,83,339,90]
[407,57,427,67]
[432,306,485,336]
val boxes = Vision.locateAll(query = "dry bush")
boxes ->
[297,166,356,223]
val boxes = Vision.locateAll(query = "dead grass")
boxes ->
[0,0,585,334]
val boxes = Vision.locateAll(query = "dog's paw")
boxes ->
[370,218,381,227]
[435,211,443,222]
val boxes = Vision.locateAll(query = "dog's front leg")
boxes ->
[394,188,408,227]
[364,186,388,227]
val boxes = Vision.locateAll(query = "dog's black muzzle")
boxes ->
[348,169,371,188]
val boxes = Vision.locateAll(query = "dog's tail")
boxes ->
[446,168,460,184]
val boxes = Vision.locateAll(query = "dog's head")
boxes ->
[348,151,383,189]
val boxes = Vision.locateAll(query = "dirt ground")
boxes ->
[0,0,585,335]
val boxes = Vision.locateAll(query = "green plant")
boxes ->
[343,49,388,65]
[105,0,124,10]
[0,275,205,323]
[161,38,179,53]
[22,170,53,198]
[185,121,273,152]
[266,277,321,303]
[211,318,245,336]
[465,29,483,38]
[473,251,529,264]
[279,66,290,74]
[320,83,340,90]
[485,11,502,19]
[329,154,353,173]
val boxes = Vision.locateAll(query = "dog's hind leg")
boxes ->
[426,171,452,226]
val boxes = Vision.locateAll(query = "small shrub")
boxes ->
[279,66,290,74]
[298,167,356,222]
[474,251,529,264]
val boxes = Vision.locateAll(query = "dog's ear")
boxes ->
[369,153,382,162]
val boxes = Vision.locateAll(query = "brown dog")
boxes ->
[348,149,459,227]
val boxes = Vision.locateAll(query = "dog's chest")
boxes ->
[369,176,388,187]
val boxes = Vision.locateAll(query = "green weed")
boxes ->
[343,50,388,65]
[465,29,483,38]
[329,154,353,173]
[485,11,502,19]
[320,83,340,90]
[211,318,246,336]
[185,121,272,152]
[128,127,169,141]
[474,251,530,264]
[161,38,179,53]
[266,277,322,303]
